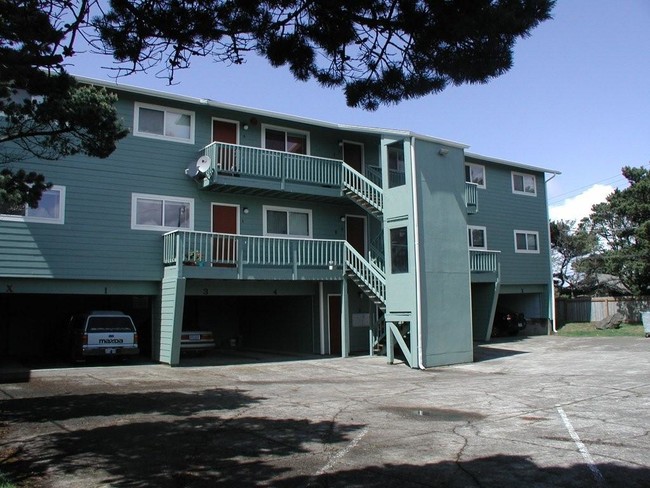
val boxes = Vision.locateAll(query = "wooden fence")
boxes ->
[555,296,650,325]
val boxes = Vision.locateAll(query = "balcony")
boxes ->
[469,249,500,282]
[465,182,478,214]
[164,230,345,281]
[198,142,345,200]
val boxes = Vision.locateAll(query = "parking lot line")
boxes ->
[315,426,369,476]
[557,406,606,487]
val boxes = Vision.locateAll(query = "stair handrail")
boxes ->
[364,165,383,187]
[370,315,387,356]
[341,163,384,214]
[368,232,385,274]
[344,242,386,304]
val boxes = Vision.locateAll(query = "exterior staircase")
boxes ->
[344,243,386,310]
[341,163,411,360]
[342,164,383,218]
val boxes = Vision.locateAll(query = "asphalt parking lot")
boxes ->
[1,336,649,487]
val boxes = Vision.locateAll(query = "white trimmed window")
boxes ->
[132,193,193,231]
[512,171,536,196]
[0,186,65,224]
[262,125,309,154]
[468,226,487,249]
[465,163,486,188]
[263,205,312,237]
[134,102,195,144]
[514,230,539,253]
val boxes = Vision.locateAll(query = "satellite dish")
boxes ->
[185,155,211,180]
[196,155,211,173]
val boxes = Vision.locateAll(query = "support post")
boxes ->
[340,277,350,357]
[386,321,394,364]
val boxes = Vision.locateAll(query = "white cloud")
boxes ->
[549,184,614,222]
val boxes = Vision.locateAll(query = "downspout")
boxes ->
[410,136,425,369]
[545,172,559,333]
[319,282,325,354]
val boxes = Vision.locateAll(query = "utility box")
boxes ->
[642,312,650,338]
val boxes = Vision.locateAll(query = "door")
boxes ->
[212,119,239,172]
[212,204,239,266]
[342,141,364,173]
[346,215,367,257]
[328,295,342,355]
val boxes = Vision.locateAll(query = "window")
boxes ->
[468,226,487,249]
[263,206,312,237]
[512,172,536,196]
[263,126,308,154]
[134,103,194,143]
[132,194,193,231]
[387,144,406,188]
[465,163,486,188]
[0,186,65,224]
[390,227,408,273]
[514,230,539,253]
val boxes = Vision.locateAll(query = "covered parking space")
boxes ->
[0,292,154,363]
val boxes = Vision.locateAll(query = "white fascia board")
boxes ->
[465,151,561,176]
[74,75,467,146]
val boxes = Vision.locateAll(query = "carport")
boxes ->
[182,295,317,354]
[0,293,154,362]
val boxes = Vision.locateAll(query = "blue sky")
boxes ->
[71,0,650,222]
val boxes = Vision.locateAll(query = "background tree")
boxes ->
[94,0,555,110]
[1,0,555,207]
[0,0,128,209]
[549,219,597,297]
[581,166,650,296]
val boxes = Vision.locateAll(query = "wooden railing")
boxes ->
[469,249,500,273]
[202,142,343,187]
[344,243,386,304]
[465,182,478,213]
[342,163,384,214]
[164,230,344,268]
[364,165,383,186]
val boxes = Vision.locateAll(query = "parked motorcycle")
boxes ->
[492,311,527,337]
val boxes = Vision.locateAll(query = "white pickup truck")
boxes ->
[69,311,139,360]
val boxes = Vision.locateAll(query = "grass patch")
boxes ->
[557,322,647,337]
[0,473,15,488]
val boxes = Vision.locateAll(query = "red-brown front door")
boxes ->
[346,215,366,257]
[328,295,342,355]
[212,119,238,171]
[343,141,363,173]
[212,204,239,266]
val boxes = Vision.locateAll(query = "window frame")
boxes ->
[261,123,310,154]
[465,163,486,189]
[131,193,194,231]
[390,226,409,274]
[133,102,195,144]
[514,230,540,254]
[468,225,487,249]
[262,205,313,238]
[511,171,537,196]
[0,185,66,224]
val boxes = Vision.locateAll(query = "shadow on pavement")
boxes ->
[0,387,364,488]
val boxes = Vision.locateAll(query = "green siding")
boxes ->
[160,269,185,364]
[465,157,551,287]
[0,90,363,282]
[415,140,473,366]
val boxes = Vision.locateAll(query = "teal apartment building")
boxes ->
[0,78,559,367]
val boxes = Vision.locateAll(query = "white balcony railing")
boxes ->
[163,230,345,269]
[469,249,500,273]
[202,142,343,187]
[465,182,478,213]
